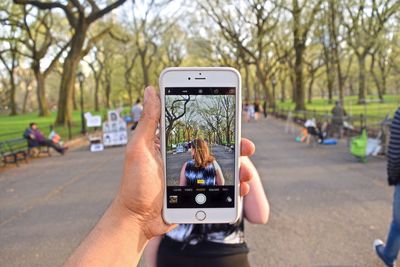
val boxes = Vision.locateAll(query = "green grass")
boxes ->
[0,110,105,142]
[274,95,400,128]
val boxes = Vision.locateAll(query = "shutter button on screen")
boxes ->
[195,211,206,221]
[195,193,206,204]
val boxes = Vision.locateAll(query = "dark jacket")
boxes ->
[23,128,39,148]
[388,108,400,186]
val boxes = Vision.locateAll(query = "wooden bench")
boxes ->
[0,138,29,166]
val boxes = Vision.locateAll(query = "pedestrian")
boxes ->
[374,107,400,267]
[263,98,268,118]
[23,123,66,155]
[63,87,259,267]
[131,98,143,130]
[254,100,261,121]
[331,101,347,138]
[179,138,224,186]
[243,100,250,123]
[248,103,255,121]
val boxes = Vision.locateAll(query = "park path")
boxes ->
[245,117,391,266]
[0,117,393,266]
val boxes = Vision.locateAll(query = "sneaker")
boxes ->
[373,239,395,267]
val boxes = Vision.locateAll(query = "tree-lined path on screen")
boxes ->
[0,117,392,266]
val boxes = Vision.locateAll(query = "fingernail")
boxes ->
[144,87,150,102]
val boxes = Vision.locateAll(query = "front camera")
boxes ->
[188,77,191,80]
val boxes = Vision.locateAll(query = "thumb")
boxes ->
[134,86,161,143]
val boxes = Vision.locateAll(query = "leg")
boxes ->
[39,140,64,155]
[384,185,400,263]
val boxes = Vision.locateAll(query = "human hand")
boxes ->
[113,86,257,240]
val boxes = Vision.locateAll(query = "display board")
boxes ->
[103,110,128,146]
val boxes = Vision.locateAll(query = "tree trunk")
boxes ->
[336,57,344,104]
[325,64,334,104]
[105,80,111,109]
[55,26,88,125]
[255,65,272,105]
[307,75,315,104]
[329,0,344,105]
[290,74,296,103]
[357,54,367,104]
[36,73,50,116]
[381,75,386,101]
[280,75,286,103]
[244,64,250,100]
[294,45,306,111]
[9,74,17,115]
[22,85,30,114]
[73,85,78,110]
[140,54,149,88]
[94,78,100,112]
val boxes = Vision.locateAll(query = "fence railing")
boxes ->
[269,106,392,139]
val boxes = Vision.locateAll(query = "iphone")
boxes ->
[160,67,241,224]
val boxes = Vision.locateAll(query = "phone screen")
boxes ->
[165,87,236,208]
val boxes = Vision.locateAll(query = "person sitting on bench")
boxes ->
[304,119,324,144]
[23,123,66,155]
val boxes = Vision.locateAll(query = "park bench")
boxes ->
[27,143,51,158]
[0,138,29,166]
[22,132,52,157]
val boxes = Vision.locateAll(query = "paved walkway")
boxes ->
[0,117,393,266]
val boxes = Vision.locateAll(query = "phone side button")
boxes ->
[195,211,206,221]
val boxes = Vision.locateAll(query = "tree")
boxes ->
[369,32,398,101]
[131,0,167,90]
[165,95,193,147]
[328,0,345,105]
[85,47,104,111]
[14,0,128,124]
[201,0,280,104]
[0,3,22,115]
[21,7,70,116]
[281,0,323,110]
[343,0,399,104]
[304,47,324,103]
[122,44,139,106]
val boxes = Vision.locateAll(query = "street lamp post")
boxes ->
[77,72,86,135]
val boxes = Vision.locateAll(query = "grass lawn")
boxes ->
[275,95,400,126]
[0,110,105,142]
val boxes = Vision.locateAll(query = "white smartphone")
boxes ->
[160,67,241,224]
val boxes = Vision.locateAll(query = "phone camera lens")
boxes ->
[199,73,202,75]
[188,77,191,80]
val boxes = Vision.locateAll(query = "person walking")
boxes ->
[374,107,400,267]
[331,101,347,138]
[131,98,143,130]
[254,100,260,121]
[263,98,268,118]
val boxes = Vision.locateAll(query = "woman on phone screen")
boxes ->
[179,138,225,186]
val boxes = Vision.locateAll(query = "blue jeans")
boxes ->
[384,185,400,263]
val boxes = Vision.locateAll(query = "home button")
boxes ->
[195,211,206,221]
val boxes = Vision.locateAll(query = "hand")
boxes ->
[113,86,257,240]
